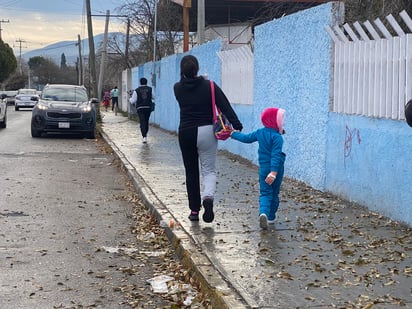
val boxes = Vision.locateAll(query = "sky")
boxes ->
[0,0,126,55]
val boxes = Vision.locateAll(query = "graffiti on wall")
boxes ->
[344,125,361,166]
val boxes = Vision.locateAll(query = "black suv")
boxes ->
[31,84,96,139]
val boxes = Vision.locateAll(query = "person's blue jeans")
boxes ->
[111,97,118,110]
[258,159,285,221]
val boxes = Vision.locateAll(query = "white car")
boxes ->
[2,90,18,105]
[0,93,7,128]
[15,88,39,111]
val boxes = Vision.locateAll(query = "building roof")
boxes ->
[161,0,327,31]
[197,0,326,26]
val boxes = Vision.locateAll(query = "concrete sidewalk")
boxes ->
[101,111,412,309]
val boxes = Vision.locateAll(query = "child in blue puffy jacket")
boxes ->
[231,107,286,229]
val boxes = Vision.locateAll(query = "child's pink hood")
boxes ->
[261,107,285,132]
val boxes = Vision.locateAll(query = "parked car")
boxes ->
[0,93,7,128]
[3,90,18,105]
[31,84,96,139]
[15,88,39,111]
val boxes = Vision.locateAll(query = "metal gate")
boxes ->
[218,45,254,105]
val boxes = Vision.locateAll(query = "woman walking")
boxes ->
[173,55,243,223]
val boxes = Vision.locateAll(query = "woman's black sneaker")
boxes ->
[188,211,199,221]
[202,199,214,223]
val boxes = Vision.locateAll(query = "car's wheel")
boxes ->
[31,127,41,137]
[0,113,6,128]
[15,106,19,111]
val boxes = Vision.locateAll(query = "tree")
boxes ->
[0,40,17,84]
[28,56,77,87]
[4,72,26,90]
[61,53,67,68]
[29,56,59,85]
[118,0,183,66]
[344,0,412,24]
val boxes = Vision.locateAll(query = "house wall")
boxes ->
[139,40,225,133]
[326,113,412,224]
[253,3,332,190]
[125,2,412,226]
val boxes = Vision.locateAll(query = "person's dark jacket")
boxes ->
[135,85,152,110]
[405,99,412,127]
[174,76,243,132]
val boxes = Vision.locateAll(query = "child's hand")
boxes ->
[265,172,277,185]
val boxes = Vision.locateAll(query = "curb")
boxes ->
[100,130,250,309]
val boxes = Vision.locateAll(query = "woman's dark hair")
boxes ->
[180,55,199,78]
[140,77,148,85]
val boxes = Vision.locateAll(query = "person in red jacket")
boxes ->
[102,91,110,112]
[173,55,243,223]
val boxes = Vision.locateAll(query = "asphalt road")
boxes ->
[0,107,199,308]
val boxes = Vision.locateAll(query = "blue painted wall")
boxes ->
[130,40,223,132]
[253,4,332,190]
[127,3,412,226]
[326,113,412,224]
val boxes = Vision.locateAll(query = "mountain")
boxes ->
[22,32,127,65]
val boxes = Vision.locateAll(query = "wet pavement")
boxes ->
[101,111,412,309]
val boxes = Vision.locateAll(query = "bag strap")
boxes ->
[210,80,229,130]
[210,80,218,122]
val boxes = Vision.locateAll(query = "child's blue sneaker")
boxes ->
[259,213,268,229]
[268,215,276,225]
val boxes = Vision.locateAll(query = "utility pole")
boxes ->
[182,0,191,52]
[15,38,26,74]
[85,0,98,102]
[98,10,110,102]
[171,0,191,52]
[87,10,128,115]
[0,19,10,41]
[197,0,205,44]
[77,34,83,85]
[86,0,101,122]
[152,0,158,88]
[125,18,130,69]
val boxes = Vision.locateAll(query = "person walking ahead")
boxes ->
[173,55,243,223]
[231,107,286,229]
[129,78,153,143]
[110,86,119,112]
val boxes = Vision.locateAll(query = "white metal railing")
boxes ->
[326,10,412,120]
[217,45,254,105]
